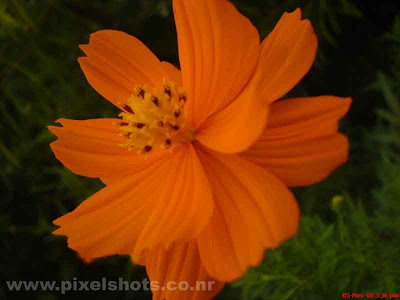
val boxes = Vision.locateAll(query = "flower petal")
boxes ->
[242,96,351,186]
[78,30,165,109]
[53,158,168,262]
[256,8,317,104]
[195,83,270,153]
[173,0,260,128]
[49,118,169,178]
[144,241,225,300]
[194,8,317,154]
[195,146,299,282]
[161,61,183,86]
[53,145,214,263]
[132,144,214,259]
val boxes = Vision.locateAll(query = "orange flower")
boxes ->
[49,1,351,299]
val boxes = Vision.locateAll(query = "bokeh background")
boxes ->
[1,0,400,299]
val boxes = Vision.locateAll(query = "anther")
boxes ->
[179,92,186,102]
[135,123,146,129]
[135,87,145,99]
[118,79,193,154]
[123,105,134,114]
[143,145,152,153]
[164,86,172,98]
[151,96,160,107]
[170,124,179,131]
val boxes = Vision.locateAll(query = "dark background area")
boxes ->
[1,0,400,299]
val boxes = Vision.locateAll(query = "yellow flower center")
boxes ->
[117,79,194,154]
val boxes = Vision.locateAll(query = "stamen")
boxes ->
[123,104,134,114]
[179,91,187,103]
[117,79,194,154]
[135,123,146,129]
[135,87,146,99]
[163,81,172,99]
[142,145,152,153]
[169,124,179,131]
[151,96,159,107]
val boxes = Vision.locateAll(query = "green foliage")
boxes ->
[234,198,400,299]
[1,1,399,300]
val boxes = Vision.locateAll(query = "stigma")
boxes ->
[117,79,194,154]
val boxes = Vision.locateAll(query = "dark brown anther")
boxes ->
[165,139,171,147]
[174,111,181,118]
[158,121,164,127]
[135,123,146,129]
[123,105,134,114]
[171,124,179,131]
[137,87,145,99]
[151,96,159,107]
[143,145,152,153]
[119,122,129,126]
[164,86,172,98]
[179,93,186,102]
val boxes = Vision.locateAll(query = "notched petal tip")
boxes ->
[196,147,299,282]
[254,7,318,104]
[291,7,302,18]
[194,6,322,154]
[47,125,59,135]
[53,225,96,264]
[77,29,166,109]
[341,96,352,114]
[243,95,352,187]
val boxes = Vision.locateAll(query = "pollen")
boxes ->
[117,79,194,154]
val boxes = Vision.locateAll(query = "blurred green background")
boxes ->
[1,0,400,299]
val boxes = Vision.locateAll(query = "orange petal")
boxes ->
[256,8,317,104]
[49,118,169,178]
[194,9,317,154]
[53,158,169,262]
[100,175,124,186]
[172,0,259,128]
[132,144,214,259]
[161,61,183,86]
[78,30,165,109]
[53,145,214,263]
[144,241,225,300]
[195,145,299,282]
[242,96,351,186]
[195,83,270,153]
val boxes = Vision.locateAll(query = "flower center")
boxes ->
[117,79,194,154]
